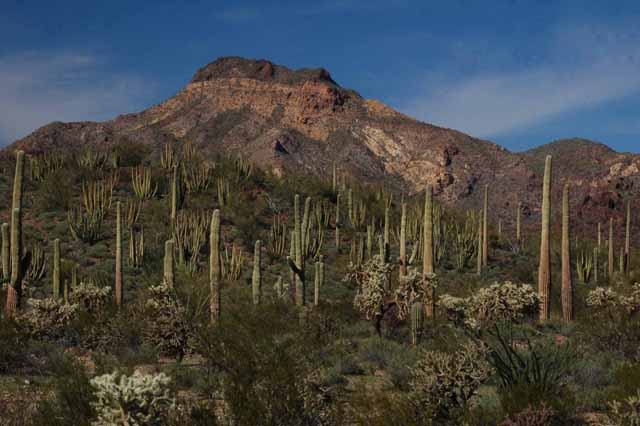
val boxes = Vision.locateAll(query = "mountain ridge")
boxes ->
[6,57,640,236]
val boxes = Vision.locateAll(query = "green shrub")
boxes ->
[142,284,191,360]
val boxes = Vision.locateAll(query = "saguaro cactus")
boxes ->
[163,240,175,288]
[482,185,489,267]
[1,223,9,282]
[288,194,306,307]
[5,151,27,317]
[210,210,221,324]
[423,185,435,317]
[53,239,61,299]
[400,202,407,277]
[252,240,262,305]
[538,155,552,321]
[115,201,123,306]
[561,184,573,323]
[608,218,614,281]
[625,200,631,275]
[411,301,424,346]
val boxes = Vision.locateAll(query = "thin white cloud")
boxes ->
[0,51,156,146]
[400,23,640,138]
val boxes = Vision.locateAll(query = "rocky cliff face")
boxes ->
[8,56,640,237]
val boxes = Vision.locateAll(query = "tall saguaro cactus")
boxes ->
[1,223,9,282]
[399,202,407,277]
[53,239,61,299]
[482,185,489,267]
[163,240,175,288]
[608,218,614,281]
[5,151,27,317]
[625,200,631,275]
[538,155,552,321]
[252,240,262,305]
[115,201,123,307]
[561,184,573,323]
[423,185,435,317]
[210,210,221,325]
[289,194,306,307]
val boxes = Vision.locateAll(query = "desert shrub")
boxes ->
[195,301,340,426]
[0,319,31,373]
[500,403,556,426]
[348,385,423,426]
[31,355,95,426]
[112,138,151,167]
[439,282,539,331]
[36,169,74,211]
[410,342,493,424]
[356,337,418,388]
[90,370,175,426]
[607,362,640,402]
[487,325,575,418]
[18,298,78,338]
[142,284,191,360]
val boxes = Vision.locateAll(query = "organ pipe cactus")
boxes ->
[210,210,221,325]
[252,240,262,305]
[538,155,552,321]
[561,184,573,323]
[576,250,593,284]
[131,165,157,200]
[221,244,244,282]
[267,214,287,256]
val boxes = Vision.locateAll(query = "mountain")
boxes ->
[8,57,640,237]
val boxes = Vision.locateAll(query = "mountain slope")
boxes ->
[8,57,640,236]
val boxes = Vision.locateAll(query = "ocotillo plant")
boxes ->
[314,259,321,307]
[482,185,489,267]
[335,193,341,250]
[411,301,424,346]
[383,207,390,262]
[53,239,61,299]
[561,184,573,323]
[5,151,27,317]
[594,246,599,284]
[608,218,614,281]
[477,214,482,276]
[164,240,175,288]
[538,155,552,321]
[115,201,123,307]
[252,240,262,305]
[423,185,435,317]
[210,210,221,325]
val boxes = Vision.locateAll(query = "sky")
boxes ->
[2,0,640,153]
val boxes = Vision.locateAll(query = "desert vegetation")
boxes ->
[1,143,639,426]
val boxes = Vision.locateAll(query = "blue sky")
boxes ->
[2,0,640,152]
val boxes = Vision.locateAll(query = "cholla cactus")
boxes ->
[348,256,394,321]
[18,298,78,337]
[144,284,190,359]
[90,370,175,426]
[438,282,539,330]
[69,281,111,313]
[410,342,493,421]
[586,285,640,314]
[605,390,640,426]
[394,269,438,320]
